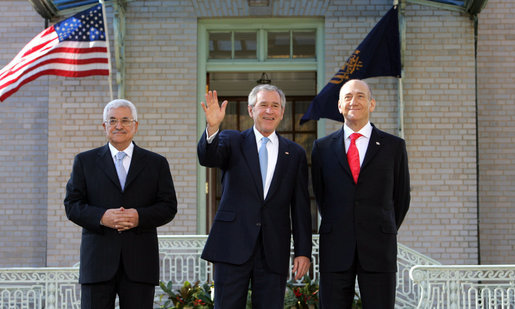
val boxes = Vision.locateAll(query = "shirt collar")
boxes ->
[253,126,278,145]
[344,122,372,140]
[108,142,134,159]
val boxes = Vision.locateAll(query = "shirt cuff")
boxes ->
[206,128,219,144]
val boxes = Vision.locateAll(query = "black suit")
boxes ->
[64,143,177,308]
[198,128,312,308]
[311,124,410,308]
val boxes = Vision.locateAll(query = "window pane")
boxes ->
[277,100,292,131]
[221,99,238,130]
[239,103,253,130]
[209,32,231,59]
[267,31,290,59]
[295,100,316,131]
[292,30,316,58]
[234,32,257,59]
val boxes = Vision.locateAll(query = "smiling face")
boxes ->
[338,79,376,131]
[248,90,285,137]
[103,106,139,150]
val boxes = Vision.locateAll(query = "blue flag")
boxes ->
[300,6,401,124]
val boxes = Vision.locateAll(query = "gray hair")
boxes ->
[248,84,286,109]
[103,99,138,121]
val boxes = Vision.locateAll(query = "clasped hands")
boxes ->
[100,207,139,232]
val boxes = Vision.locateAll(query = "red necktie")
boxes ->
[347,133,362,183]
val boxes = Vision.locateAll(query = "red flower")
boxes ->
[293,287,303,297]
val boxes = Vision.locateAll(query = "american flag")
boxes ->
[0,4,109,102]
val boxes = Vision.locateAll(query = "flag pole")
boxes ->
[99,0,114,101]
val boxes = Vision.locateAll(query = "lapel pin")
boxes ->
[376,142,380,145]
[285,152,290,155]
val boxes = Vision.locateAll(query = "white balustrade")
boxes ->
[5,235,505,308]
[0,267,80,309]
[410,264,515,309]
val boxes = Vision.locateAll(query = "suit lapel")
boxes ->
[361,125,382,171]
[332,128,353,179]
[124,143,147,190]
[240,129,264,197]
[265,135,290,201]
[96,144,122,191]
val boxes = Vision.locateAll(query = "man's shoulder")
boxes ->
[278,134,304,152]
[315,129,342,145]
[134,144,168,161]
[372,125,405,144]
[219,129,243,138]
[76,145,107,158]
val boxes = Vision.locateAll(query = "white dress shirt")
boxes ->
[344,122,372,167]
[108,142,134,174]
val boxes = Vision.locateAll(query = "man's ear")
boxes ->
[369,98,376,112]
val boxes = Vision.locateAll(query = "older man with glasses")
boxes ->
[64,99,178,309]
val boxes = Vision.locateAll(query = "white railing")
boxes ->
[0,235,439,308]
[410,265,515,309]
[396,243,441,308]
[0,267,80,309]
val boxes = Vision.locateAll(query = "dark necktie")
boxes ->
[347,133,362,184]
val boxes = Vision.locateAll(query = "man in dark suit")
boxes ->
[64,99,177,309]
[312,79,410,309]
[197,85,312,308]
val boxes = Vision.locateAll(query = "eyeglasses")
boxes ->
[105,118,136,127]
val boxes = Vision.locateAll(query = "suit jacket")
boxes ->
[64,143,177,285]
[197,128,312,275]
[311,124,410,273]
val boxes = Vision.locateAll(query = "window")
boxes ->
[209,31,257,59]
[207,26,317,61]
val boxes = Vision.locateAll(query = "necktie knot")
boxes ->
[116,151,127,161]
[350,133,361,143]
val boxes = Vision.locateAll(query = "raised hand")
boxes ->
[201,90,228,136]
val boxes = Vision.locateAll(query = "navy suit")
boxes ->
[198,128,312,307]
[64,143,177,307]
[312,125,410,308]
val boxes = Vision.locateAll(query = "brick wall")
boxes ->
[0,2,48,267]
[401,5,478,264]
[477,0,515,264]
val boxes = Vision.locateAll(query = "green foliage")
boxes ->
[158,278,362,309]
[285,275,319,308]
[284,276,362,309]
[158,280,214,309]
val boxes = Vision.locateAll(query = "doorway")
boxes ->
[204,71,319,233]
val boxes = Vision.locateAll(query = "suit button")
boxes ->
[256,223,261,227]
